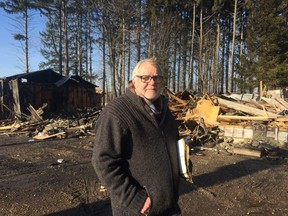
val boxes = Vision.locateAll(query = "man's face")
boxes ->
[132,62,162,102]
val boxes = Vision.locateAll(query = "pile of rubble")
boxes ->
[0,105,101,140]
[167,89,288,159]
[1,89,287,159]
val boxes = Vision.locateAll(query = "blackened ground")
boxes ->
[0,134,287,216]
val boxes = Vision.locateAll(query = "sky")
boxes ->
[0,8,45,78]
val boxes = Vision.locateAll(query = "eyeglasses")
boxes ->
[135,75,163,83]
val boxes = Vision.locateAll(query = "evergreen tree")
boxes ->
[2,0,287,96]
[241,0,288,89]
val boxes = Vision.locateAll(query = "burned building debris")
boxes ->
[0,76,287,160]
[167,89,288,159]
[0,69,102,120]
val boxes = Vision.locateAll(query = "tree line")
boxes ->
[1,0,287,104]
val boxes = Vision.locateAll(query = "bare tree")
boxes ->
[1,0,282,99]
[1,0,38,73]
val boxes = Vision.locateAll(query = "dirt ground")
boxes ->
[0,134,288,216]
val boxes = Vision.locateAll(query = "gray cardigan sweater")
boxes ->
[92,89,180,216]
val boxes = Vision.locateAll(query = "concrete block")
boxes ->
[243,128,253,139]
[233,127,244,138]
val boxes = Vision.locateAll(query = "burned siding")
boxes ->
[54,75,102,113]
[0,69,102,119]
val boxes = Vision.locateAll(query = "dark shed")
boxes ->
[0,69,102,119]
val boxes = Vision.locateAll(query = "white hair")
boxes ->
[132,58,162,79]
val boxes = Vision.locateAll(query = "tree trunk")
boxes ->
[24,5,29,73]
[239,12,244,92]
[127,31,131,83]
[203,37,210,94]
[147,15,155,57]
[58,1,63,75]
[120,18,126,95]
[182,33,187,91]
[220,42,225,94]
[188,2,196,90]
[212,13,220,94]
[172,38,177,92]
[77,12,83,77]
[198,6,203,93]
[102,25,106,106]
[225,20,231,93]
[177,45,181,92]
[63,0,69,75]
[229,0,237,92]
[136,0,141,61]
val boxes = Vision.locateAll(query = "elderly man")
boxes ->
[92,58,181,216]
